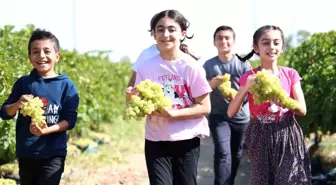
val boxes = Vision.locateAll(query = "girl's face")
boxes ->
[253,30,284,63]
[154,16,185,53]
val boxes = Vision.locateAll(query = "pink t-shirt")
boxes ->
[239,66,302,123]
[135,54,212,141]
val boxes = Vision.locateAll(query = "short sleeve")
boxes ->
[188,64,212,98]
[290,68,302,85]
[238,72,250,87]
[131,49,147,72]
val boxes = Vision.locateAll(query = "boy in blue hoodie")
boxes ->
[0,29,79,185]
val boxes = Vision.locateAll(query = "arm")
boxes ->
[151,93,211,120]
[291,81,306,116]
[227,85,250,118]
[228,74,256,117]
[171,93,211,119]
[127,71,137,87]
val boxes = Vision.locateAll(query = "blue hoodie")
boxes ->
[0,69,79,159]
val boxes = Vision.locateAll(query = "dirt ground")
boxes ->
[60,136,250,185]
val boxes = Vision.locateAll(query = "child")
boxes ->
[227,25,311,185]
[128,14,198,87]
[126,9,212,185]
[203,25,251,185]
[0,29,79,185]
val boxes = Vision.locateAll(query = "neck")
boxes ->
[160,49,182,61]
[218,52,233,62]
[39,70,58,79]
[260,60,279,74]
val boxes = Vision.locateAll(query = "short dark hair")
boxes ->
[28,28,60,55]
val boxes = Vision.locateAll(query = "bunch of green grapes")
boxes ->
[124,79,172,121]
[250,69,299,110]
[20,97,46,127]
[0,179,16,185]
[218,73,237,99]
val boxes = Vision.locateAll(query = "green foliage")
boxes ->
[286,30,336,134]
[0,25,132,162]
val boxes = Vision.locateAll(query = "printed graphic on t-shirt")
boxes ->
[256,101,289,123]
[41,98,61,125]
[159,74,193,109]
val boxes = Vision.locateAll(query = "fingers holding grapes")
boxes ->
[17,94,34,108]
[245,75,257,90]
[125,86,138,101]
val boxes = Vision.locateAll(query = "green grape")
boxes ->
[218,73,237,99]
[250,69,299,110]
[20,97,46,128]
[124,79,172,121]
[0,178,17,185]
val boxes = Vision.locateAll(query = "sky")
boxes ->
[0,0,335,64]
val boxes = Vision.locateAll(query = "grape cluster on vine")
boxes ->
[218,73,237,100]
[124,79,172,121]
[250,69,299,110]
[20,97,46,128]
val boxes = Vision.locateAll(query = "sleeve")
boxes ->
[60,82,79,130]
[238,72,250,87]
[189,65,212,98]
[202,61,212,81]
[290,68,302,85]
[0,78,22,120]
[131,48,147,72]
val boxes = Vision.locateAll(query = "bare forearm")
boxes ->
[171,103,210,120]
[228,86,249,117]
[44,120,69,134]
[127,71,136,87]
[5,102,20,117]
[292,102,307,116]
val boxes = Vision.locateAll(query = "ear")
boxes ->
[181,30,186,40]
[253,44,259,54]
[55,52,61,63]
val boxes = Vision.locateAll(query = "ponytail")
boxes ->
[236,50,255,62]
[180,43,200,61]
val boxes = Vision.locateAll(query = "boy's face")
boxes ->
[29,39,60,77]
[214,30,235,55]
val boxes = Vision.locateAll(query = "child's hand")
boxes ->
[150,107,175,118]
[210,75,223,88]
[245,74,257,90]
[17,94,34,108]
[125,86,138,101]
[30,122,48,136]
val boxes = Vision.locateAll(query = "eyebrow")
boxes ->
[156,25,176,29]
[261,38,281,41]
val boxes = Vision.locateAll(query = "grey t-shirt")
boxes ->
[203,55,251,123]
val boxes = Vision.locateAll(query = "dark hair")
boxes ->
[148,13,158,33]
[150,9,193,42]
[213,25,236,41]
[239,25,285,62]
[28,28,60,55]
[179,43,200,61]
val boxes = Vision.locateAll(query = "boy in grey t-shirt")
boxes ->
[203,26,251,185]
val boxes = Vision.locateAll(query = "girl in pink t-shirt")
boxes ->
[126,10,212,185]
[227,25,311,185]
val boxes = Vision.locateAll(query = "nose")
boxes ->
[39,50,46,58]
[163,29,169,37]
